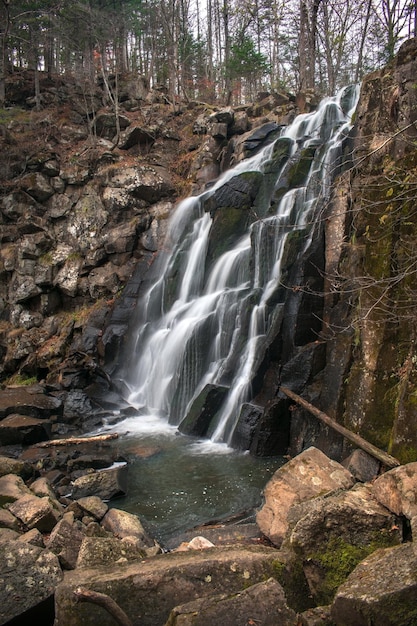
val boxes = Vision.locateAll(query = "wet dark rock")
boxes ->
[249,398,292,457]
[62,390,95,424]
[178,384,228,437]
[243,121,281,153]
[230,402,263,451]
[203,170,263,214]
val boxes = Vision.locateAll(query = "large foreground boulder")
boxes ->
[0,540,63,625]
[331,543,417,626]
[256,447,355,547]
[288,483,402,604]
[165,577,298,626]
[54,545,284,626]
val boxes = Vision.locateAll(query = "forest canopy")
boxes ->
[1,0,416,106]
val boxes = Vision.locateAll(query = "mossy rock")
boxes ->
[206,206,250,265]
[286,146,318,188]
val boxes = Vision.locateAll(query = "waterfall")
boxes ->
[117,85,359,448]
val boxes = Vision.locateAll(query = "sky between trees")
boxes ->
[1,0,416,106]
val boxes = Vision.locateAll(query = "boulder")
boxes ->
[104,221,139,255]
[242,121,281,154]
[53,257,82,297]
[63,389,95,423]
[0,473,32,505]
[87,263,122,299]
[71,464,128,500]
[175,536,216,552]
[210,107,234,125]
[0,413,52,445]
[17,527,45,547]
[211,122,228,139]
[54,545,285,626]
[331,543,417,626]
[73,495,108,521]
[178,384,229,437]
[20,172,54,202]
[76,536,147,568]
[0,386,62,420]
[372,462,417,519]
[7,493,61,532]
[30,476,64,508]
[0,507,21,531]
[103,164,175,203]
[248,398,292,456]
[118,125,155,150]
[165,577,297,626]
[341,448,381,482]
[230,110,249,135]
[94,112,131,140]
[230,402,263,451]
[0,528,20,542]
[101,508,154,547]
[0,540,62,625]
[45,516,85,569]
[298,606,333,626]
[256,447,355,547]
[288,483,402,604]
[0,455,33,479]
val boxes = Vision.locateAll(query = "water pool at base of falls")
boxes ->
[101,414,285,547]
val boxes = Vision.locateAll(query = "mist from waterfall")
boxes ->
[116,85,360,448]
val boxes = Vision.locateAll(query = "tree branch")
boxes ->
[74,587,133,626]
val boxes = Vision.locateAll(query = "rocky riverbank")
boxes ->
[0,440,416,625]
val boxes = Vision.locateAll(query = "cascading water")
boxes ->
[116,85,359,449]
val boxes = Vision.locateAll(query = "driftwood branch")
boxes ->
[74,587,133,626]
[280,386,400,468]
[34,433,119,447]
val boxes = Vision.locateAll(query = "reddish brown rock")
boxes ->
[256,447,354,547]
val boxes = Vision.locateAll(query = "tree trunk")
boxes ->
[0,0,8,106]
[280,386,401,468]
[222,0,231,101]
[298,0,322,91]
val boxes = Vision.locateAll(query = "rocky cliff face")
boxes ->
[303,38,417,464]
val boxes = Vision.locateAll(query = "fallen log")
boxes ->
[34,432,119,447]
[279,386,400,468]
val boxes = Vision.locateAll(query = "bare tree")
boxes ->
[298,0,322,91]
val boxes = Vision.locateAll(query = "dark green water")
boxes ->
[104,414,284,546]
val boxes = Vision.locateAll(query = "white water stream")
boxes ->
[103,86,359,543]
[114,85,359,447]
